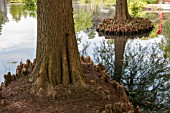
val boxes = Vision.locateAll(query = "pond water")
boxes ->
[0,3,36,83]
[0,1,170,111]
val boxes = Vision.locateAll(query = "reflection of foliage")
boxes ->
[9,3,36,21]
[123,41,170,112]
[93,39,170,112]
[162,18,170,58]
[129,2,146,17]
[74,10,92,32]
[87,29,96,39]
[80,41,91,57]
[23,0,37,17]
[106,39,114,45]
[0,1,8,34]
[9,4,24,22]
[93,40,115,76]
[162,42,169,59]
[0,10,8,34]
[24,0,36,12]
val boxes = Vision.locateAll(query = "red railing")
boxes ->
[157,12,164,34]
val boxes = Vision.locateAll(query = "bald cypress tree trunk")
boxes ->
[31,0,85,96]
[114,0,131,21]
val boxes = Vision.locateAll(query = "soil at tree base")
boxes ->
[0,57,140,113]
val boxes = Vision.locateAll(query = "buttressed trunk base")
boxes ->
[31,0,85,96]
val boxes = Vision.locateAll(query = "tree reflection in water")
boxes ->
[0,0,8,35]
[162,18,170,58]
[92,33,170,112]
[123,39,170,112]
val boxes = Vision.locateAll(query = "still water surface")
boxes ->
[0,3,170,84]
[0,3,36,82]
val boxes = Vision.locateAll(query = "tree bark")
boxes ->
[114,0,131,21]
[31,0,85,96]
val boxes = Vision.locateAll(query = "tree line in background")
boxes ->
[7,0,158,19]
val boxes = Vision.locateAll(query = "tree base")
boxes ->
[96,17,154,35]
[0,56,140,113]
[30,76,86,97]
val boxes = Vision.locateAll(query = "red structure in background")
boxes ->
[163,0,170,2]
[157,12,164,34]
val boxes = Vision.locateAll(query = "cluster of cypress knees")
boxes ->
[0,59,36,91]
[96,17,154,35]
[0,56,141,112]
[80,56,141,113]
[80,56,110,81]
[0,56,108,89]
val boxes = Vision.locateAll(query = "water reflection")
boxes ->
[0,3,36,82]
[9,3,36,22]
[162,18,170,58]
[0,0,8,34]
[9,4,23,22]
[122,38,170,112]
[90,33,170,111]
[113,36,127,82]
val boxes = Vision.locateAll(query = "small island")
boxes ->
[96,0,154,35]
